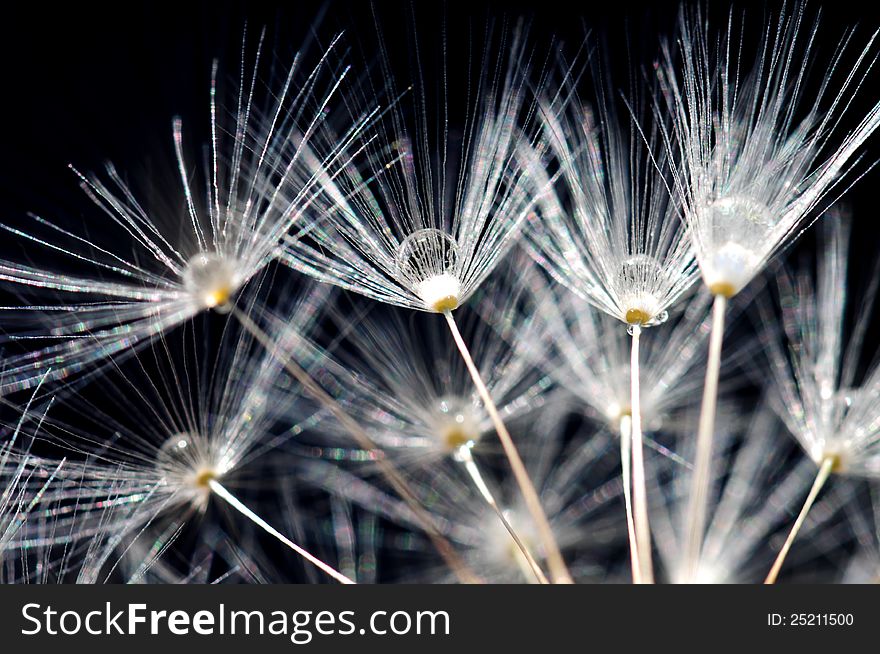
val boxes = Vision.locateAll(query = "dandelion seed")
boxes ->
[303,406,623,583]
[761,212,880,581]
[309,302,551,466]
[282,22,542,316]
[236,304,479,583]
[519,45,702,582]
[653,4,880,576]
[300,301,554,581]
[280,15,571,582]
[494,247,698,582]
[652,406,819,583]
[2,286,355,583]
[522,72,698,330]
[0,29,370,394]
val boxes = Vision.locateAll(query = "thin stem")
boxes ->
[629,325,654,583]
[209,479,355,585]
[618,414,642,584]
[456,446,549,584]
[443,309,573,584]
[764,456,835,584]
[683,293,727,579]
[232,306,480,584]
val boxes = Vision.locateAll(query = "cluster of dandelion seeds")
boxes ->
[3,1,880,588]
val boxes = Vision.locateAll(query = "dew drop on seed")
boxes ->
[156,432,194,470]
[396,229,462,310]
[706,196,775,228]
[395,229,460,283]
[616,254,664,288]
[617,255,666,326]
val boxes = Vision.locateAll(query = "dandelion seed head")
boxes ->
[156,432,227,509]
[0,31,361,392]
[521,57,700,328]
[394,229,462,312]
[698,196,774,296]
[658,5,880,299]
[653,407,822,583]
[765,214,880,478]
[483,507,539,571]
[281,22,542,314]
[182,253,241,312]
[606,403,632,422]
[432,396,481,453]
[615,255,669,326]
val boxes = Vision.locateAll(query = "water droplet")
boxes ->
[616,254,664,288]
[157,432,193,470]
[395,229,460,283]
[707,196,775,227]
[396,229,462,310]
